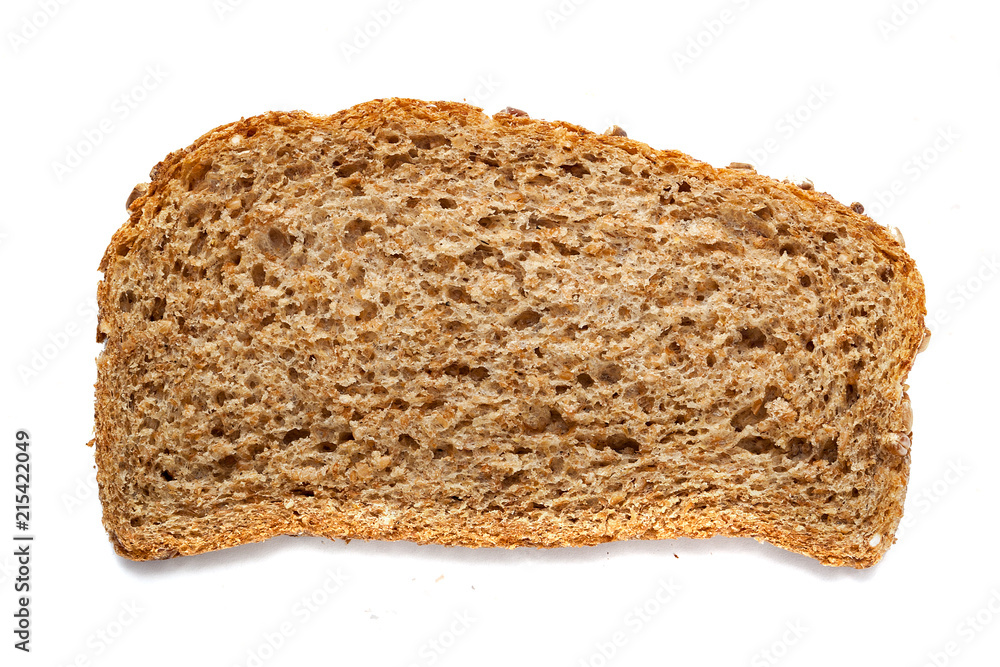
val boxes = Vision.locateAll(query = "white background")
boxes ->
[2,1,998,665]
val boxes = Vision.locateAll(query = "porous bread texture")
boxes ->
[94,98,926,567]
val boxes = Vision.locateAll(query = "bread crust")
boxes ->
[94,98,925,567]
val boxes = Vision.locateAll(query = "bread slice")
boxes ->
[93,98,926,567]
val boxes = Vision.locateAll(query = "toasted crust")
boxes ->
[94,98,925,567]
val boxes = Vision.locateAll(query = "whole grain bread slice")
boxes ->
[93,98,926,567]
